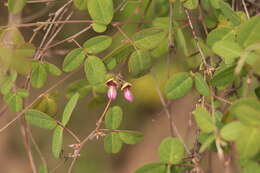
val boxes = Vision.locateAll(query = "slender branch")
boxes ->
[185,9,208,67]
[151,71,191,154]
[0,105,8,117]
[242,0,250,19]
[45,25,91,49]
[67,99,112,173]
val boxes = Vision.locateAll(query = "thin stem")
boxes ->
[151,71,191,154]
[30,133,47,167]
[68,99,112,173]
[46,25,91,49]
[242,0,250,19]
[185,9,208,67]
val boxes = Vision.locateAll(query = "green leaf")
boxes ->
[66,79,92,99]
[92,23,107,33]
[165,72,193,100]
[183,0,198,10]
[73,0,88,10]
[44,62,62,76]
[238,16,260,47]
[103,43,134,69]
[52,126,63,158]
[236,126,260,158]
[83,35,112,54]
[84,56,107,85]
[210,65,235,87]
[128,50,151,78]
[212,40,243,63]
[1,76,15,95]
[159,137,185,164]
[219,1,241,26]
[220,121,245,141]
[8,0,27,13]
[135,163,166,173]
[209,0,220,9]
[104,132,123,154]
[31,63,47,88]
[87,0,113,25]
[105,106,123,130]
[61,93,79,126]
[4,92,23,112]
[132,28,166,50]
[194,73,210,96]
[38,163,48,173]
[193,106,215,133]
[242,160,260,173]
[25,109,57,129]
[16,89,29,98]
[229,98,260,127]
[63,48,85,72]
[175,27,189,56]
[207,29,234,47]
[119,131,144,144]
[199,134,215,153]
[32,94,58,117]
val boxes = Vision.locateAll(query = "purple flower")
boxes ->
[107,86,117,100]
[106,79,118,100]
[121,83,134,102]
[123,87,134,102]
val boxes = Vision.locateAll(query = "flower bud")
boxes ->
[121,83,134,102]
[107,86,117,100]
[106,79,118,100]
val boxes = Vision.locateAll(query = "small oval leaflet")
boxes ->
[128,50,152,78]
[84,56,107,85]
[83,35,112,54]
[165,72,193,100]
[105,106,123,130]
[52,126,63,158]
[63,48,85,72]
[25,109,57,130]
[159,137,185,164]
[104,132,123,154]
